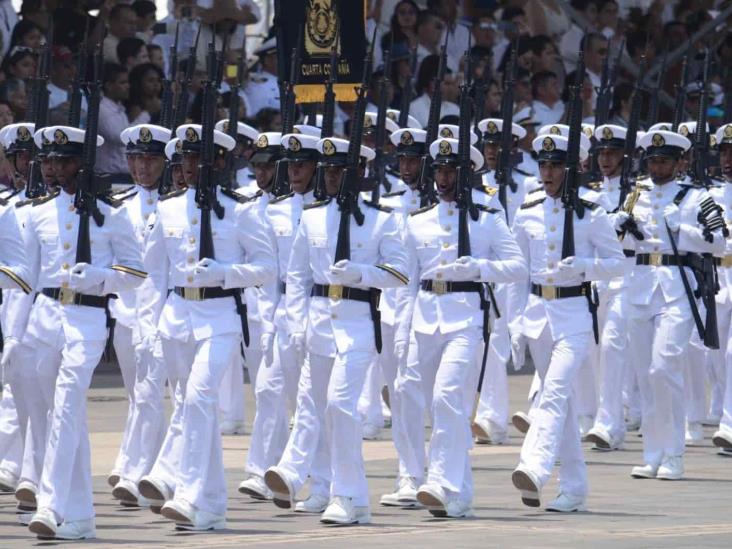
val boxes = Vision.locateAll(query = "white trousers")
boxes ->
[474,304,510,436]
[519,326,592,498]
[219,346,247,424]
[716,303,732,437]
[112,324,139,476]
[0,384,21,478]
[628,288,693,465]
[358,358,385,428]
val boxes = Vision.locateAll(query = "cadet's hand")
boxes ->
[134,333,156,361]
[329,260,362,285]
[557,256,587,278]
[452,256,481,280]
[510,333,526,371]
[611,211,630,231]
[290,332,306,362]
[70,263,106,290]
[0,337,19,369]
[260,332,274,366]
[194,259,226,285]
[394,339,408,364]
[663,204,681,231]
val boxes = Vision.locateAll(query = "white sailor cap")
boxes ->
[532,134,589,163]
[593,124,627,149]
[2,122,35,153]
[250,132,282,163]
[648,122,673,132]
[715,123,732,147]
[292,124,322,138]
[215,119,259,142]
[33,127,51,152]
[477,118,526,143]
[537,124,591,154]
[175,124,236,153]
[254,36,276,57]
[513,105,539,127]
[638,130,691,157]
[386,109,421,129]
[581,124,595,141]
[389,128,427,156]
[165,138,183,163]
[281,133,320,160]
[46,126,104,157]
[364,111,399,134]
[126,124,170,154]
[677,120,710,139]
[429,138,484,170]
[437,124,479,145]
[317,137,375,164]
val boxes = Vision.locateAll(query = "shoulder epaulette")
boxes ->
[478,185,498,196]
[586,181,602,191]
[520,197,546,209]
[304,197,332,210]
[385,165,400,178]
[409,202,438,216]
[250,75,268,83]
[579,198,599,210]
[382,189,407,198]
[0,196,7,207]
[30,189,60,207]
[98,194,123,208]
[269,191,295,205]
[110,185,135,197]
[514,167,532,177]
[112,189,138,203]
[527,186,544,195]
[364,199,394,213]
[476,203,500,214]
[0,188,21,200]
[221,187,255,204]
[159,187,187,201]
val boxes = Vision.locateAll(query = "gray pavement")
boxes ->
[1,372,731,548]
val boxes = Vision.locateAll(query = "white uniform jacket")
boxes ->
[0,196,32,337]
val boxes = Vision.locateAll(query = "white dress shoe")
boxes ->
[381,475,421,507]
[161,499,196,524]
[511,467,541,507]
[511,411,531,434]
[113,479,150,507]
[546,493,587,512]
[107,471,121,488]
[28,508,59,538]
[362,422,381,440]
[320,496,370,524]
[264,466,295,509]
[0,467,19,492]
[220,420,246,435]
[15,480,37,506]
[138,475,172,513]
[685,422,704,447]
[630,463,658,479]
[445,499,475,518]
[295,493,330,513]
[238,475,272,500]
[54,518,96,540]
[712,430,732,449]
[717,448,732,457]
[162,499,226,531]
[585,428,618,451]
[656,456,684,480]
[472,418,508,445]
[416,482,448,517]
[702,415,721,427]
[578,415,595,439]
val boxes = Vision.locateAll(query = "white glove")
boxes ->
[0,337,20,369]
[194,258,226,285]
[134,333,156,361]
[69,263,106,291]
[610,211,630,231]
[510,333,526,371]
[452,256,482,281]
[394,339,408,364]
[663,203,681,232]
[329,259,362,285]
[557,256,588,278]
[260,332,274,366]
[290,332,306,363]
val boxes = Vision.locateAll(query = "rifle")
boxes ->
[689,48,711,187]
[494,40,518,220]
[196,40,225,262]
[26,22,53,199]
[74,44,105,265]
[172,25,202,129]
[671,54,690,131]
[157,25,180,196]
[313,33,340,200]
[560,44,587,259]
[617,55,646,217]
[456,67,479,258]
[646,47,668,128]
[397,45,418,128]
[333,34,376,263]
[416,32,449,207]
[223,38,246,189]
[68,17,90,127]
[370,40,393,202]
[724,65,732,122]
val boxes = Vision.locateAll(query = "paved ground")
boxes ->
[1,372,731,548]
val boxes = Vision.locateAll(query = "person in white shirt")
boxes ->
[409,55,459,128]
[531,71,565,128]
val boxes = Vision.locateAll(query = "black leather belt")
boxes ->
[623,249,635,258]
[635,253,688,267]
[311,283,383,353]
[42,287,109,308]
[280,282,286,294]
[173,286,250,347]
[420,280,482,294]
[530,283,587,300]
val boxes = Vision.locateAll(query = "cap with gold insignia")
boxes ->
[513,105,539,128]
[363,112,399,134]
[477,118,527,144]
[120,127,138,155]
[316,137,375,166]
[280,133,320,161]
[593,124,627,150]
[46,125,104,158]
[648,122,672,132]
[532,134,589,163]
[582,124,595,140]
[33,127,53,157]
[2,122,35,155]
[165,138,182,164]
[537,123,591,153]
[126,124,170,155]
[428,138,484,170]
[386,109,421,129]
[292,124,322,138]
[214,119,258,144]
[175,124,236,154]
[437,124,479,145]
[638,130,690,158]
[715,122,732,147]
[250,132,282,163]
[390,128,427,157]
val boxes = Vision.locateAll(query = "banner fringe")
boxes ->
[295,83,359,104]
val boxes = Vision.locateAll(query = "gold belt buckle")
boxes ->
[722,255,732,268]
[328,284,344,300]
[183,287,203,301]
[542,285,557,300]
[58,288,76,305]
[649,253,663,267]
[432,280,447,295]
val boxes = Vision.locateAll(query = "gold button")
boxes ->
[65,223,72,230]
[653,233,659,239]
[423,241,429,246]
[547,277,554,283]
[653,246,659,251]
[147,198,154,205]
[553,208,559,214]
[357,243,362,248]
[212,231,217,237]
[656,192,662,198]
[444,226,451,232]
[550,226,556,232]
[62,262,69,270]
[442,242,449,249]
[189,236,196,244]
[436,272,443,279]
[186,275,193,283]
[63,243,70,250]
[653,205,659,210]
[68,204,74,211]
[548,262,555,269]
[331,313,337,319]
[440,260,446,265]
[187,257,195,264]
[191,218,198,225]
[447,209,454,216]
[61,281,69,288]
[411,199,417,205]
[548,244,556,251]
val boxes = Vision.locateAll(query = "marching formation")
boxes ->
[1,19,732,542]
